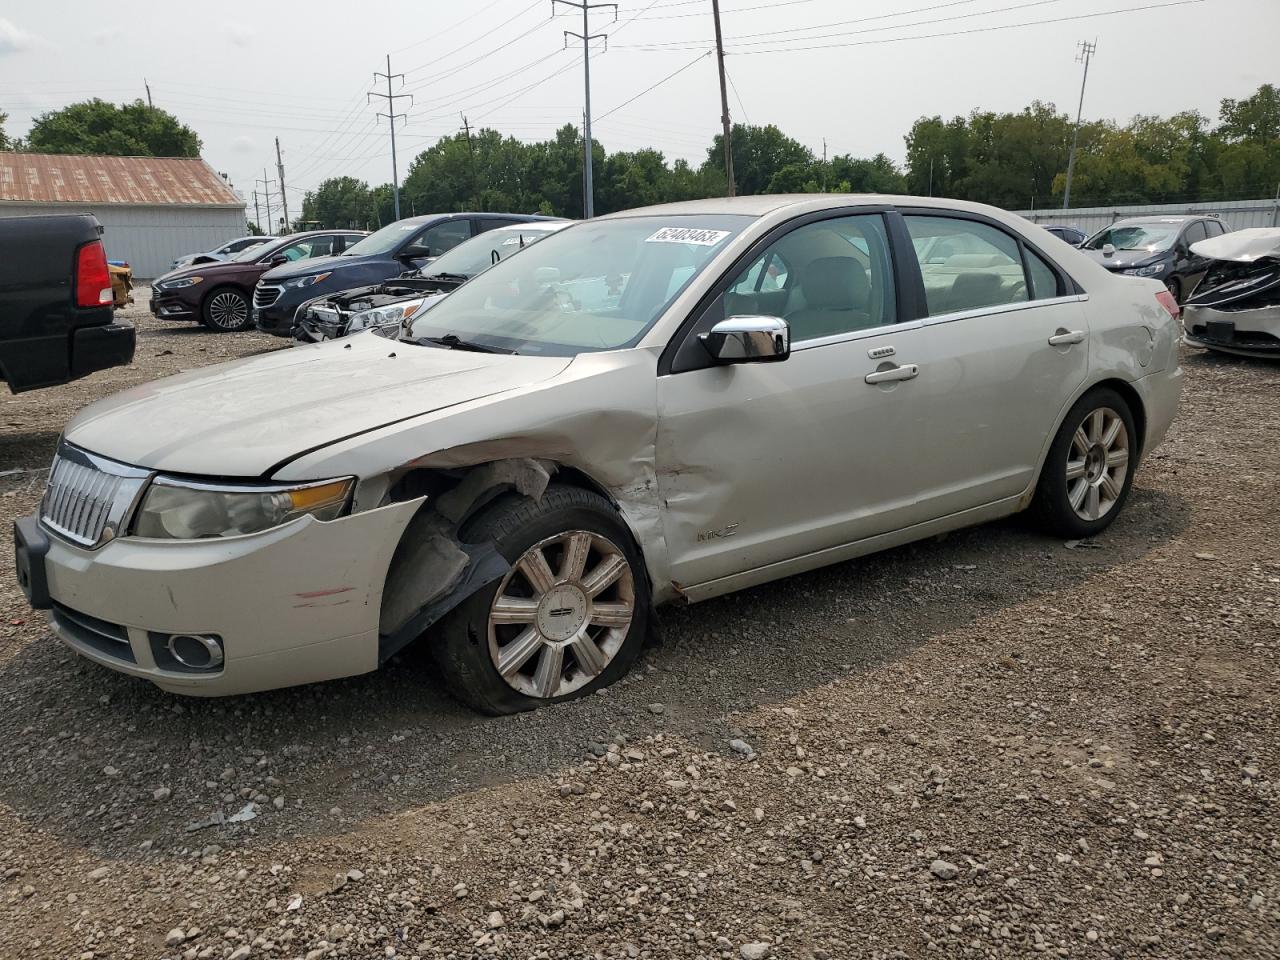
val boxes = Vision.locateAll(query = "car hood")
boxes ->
[1191,227,1280,263]
[153,259,258,285]
[261,252,365,281]
[1080,249,1165,270]
[63,334,573,477]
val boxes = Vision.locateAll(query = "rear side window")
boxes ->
[904,216,1028,316]
[1025,247,1062,300]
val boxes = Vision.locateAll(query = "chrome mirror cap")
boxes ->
[698,315,791,364]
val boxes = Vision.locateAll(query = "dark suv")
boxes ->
[151,231,367,332]
[1080,215,1230,303]
[253,212,555,336]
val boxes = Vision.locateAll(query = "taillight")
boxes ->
[75,240,113,308]
[1155,289,1180,321]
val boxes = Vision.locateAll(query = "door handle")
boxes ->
[865,363,919,385]
[1048,329,1086,346]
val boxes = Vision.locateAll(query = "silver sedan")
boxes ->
[19,195,1183,713]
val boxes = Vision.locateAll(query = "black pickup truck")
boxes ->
[0,214,136,393]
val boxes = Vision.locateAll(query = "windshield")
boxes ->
[422,225,566,279]
[404,215,753,356]
[1085,222,1180,252]
[342,220,423,258]
[231,237,285,263]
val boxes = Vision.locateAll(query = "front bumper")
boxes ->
[254,298,303,337]
[150,293,197,321]
[1183,304,1280,357]
[21,498,422,696]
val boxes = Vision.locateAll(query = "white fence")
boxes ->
[1013,197,1280,235]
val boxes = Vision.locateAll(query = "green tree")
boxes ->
[703,124,813,196]
[301,177,374,229]
[26,99,200,157]
[1218,84,1280,144]
[0,111,9,151]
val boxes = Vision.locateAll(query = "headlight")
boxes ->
[162,276,203,289]
[348,297,429,332]
[284,273,332,289]
[1124,263,1165,278]
[131,476,354,540]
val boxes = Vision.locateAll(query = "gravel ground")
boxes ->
[1,290,1277,960]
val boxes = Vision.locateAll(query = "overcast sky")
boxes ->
[1,0,1276,220]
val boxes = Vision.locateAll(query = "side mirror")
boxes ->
[1101,243,1116,257]
[698,316,790,365]
[400,245,432,261]
[270,255,288,266]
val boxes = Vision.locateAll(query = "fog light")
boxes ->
[166,633,224,670]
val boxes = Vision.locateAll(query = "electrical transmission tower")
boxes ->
[1062,40,1097,211]
[553,0,617,219]
[370,55,412,221]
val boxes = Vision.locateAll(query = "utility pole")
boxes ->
[144,78,152,108]
[370,54,412,220]
[1062,39,1097,211]
[460,113,478,209]
[822,139,828,192]
[256,171,277,236]
[554,0,616,219]
[275,137,290,233]
[252,190,261,233]
[711,0,735,196]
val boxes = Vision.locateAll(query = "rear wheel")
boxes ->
[1030,387,1137,539]
[201,287,252,332]
[432,486,650,715]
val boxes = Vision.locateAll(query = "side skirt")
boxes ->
[678,494,1025,603]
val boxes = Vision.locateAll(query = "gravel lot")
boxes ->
[1,289,1277,960]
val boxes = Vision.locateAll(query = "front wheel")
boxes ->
[1030,388,1137,539]
[432,486,650,715]
[201,287,252,332]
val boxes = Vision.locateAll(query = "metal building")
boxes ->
[0,152,247,278]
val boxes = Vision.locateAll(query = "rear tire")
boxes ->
[201,287,252,332]
[1030,387,1137,539]
[432,485,650,715]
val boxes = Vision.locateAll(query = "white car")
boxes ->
[173,235,276,269]
[14,195,1183,714]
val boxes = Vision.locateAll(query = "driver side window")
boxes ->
[411,220,473,258]
[726,214,896,342]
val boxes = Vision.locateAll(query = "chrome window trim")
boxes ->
[919,293,1090,328]
[791,319,925,352]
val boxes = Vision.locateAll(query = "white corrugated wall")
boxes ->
[0,203,247,278]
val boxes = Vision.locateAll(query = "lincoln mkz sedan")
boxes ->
[14,196,1183,714]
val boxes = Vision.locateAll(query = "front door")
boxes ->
[656,212,929,590]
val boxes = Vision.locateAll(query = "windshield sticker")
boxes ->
[645,227,731,247]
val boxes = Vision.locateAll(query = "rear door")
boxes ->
[896,211,1090,519]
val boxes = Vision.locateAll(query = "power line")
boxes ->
[370,55,413,220]
[1063,39,1097,210]
[595,50,713,123]
[552,0,617,219]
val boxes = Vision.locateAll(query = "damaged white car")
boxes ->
[1182,228,1280,359]
[13,196,1183,714]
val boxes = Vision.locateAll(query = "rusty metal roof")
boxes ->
[0,153,244,208]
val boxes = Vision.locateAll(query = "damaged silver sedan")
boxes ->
[13,196,1183,714]
[1183,228,1280,359]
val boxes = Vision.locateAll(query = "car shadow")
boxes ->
[0,485,1190,859]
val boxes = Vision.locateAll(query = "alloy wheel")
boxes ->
[208,291,248,330]
[1066,406,1130,522]
[487,530,635,700]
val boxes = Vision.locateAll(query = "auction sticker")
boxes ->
[645,227,731,246]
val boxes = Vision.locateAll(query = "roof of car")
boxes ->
[1114,216,1211,225]
[595,194,1026,221]
[390,213,560,227]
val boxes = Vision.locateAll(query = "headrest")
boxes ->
[800,257,868,310]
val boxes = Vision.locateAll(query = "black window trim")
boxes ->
[659,204,917,375]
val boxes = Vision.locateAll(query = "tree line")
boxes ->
[2,82,1275,227]
[302,82,1279,227]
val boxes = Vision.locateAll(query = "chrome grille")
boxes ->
[254,283,282,309]
[41,444,150,548]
